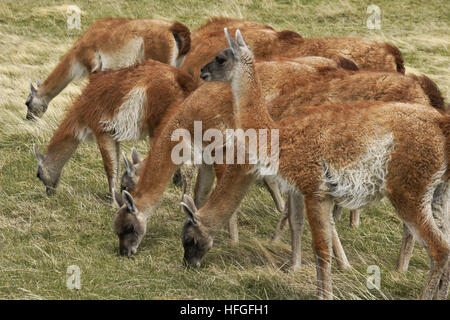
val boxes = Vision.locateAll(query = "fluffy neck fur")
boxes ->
[231,52,275,131]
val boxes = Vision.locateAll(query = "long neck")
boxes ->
[231,57,275,131]
[132,104,192,217]
[38,52,84,103]
[199,163,255,234]
[44,116,80,177]
[132,131,181,217]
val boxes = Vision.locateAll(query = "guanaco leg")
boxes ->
[96,132,120,205]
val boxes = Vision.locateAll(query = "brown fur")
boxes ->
[36,60,195,202]
[181,17,405,87]
[170,21,191,56]
[408,74,447,111]
[193,34,449,299]
[439,115,450,179]
[384,42,405,73]
[192,17,274,38]
[276,30,303,40]
[113,57,443,264]
[28,18,191,118]
[336,56,359,71]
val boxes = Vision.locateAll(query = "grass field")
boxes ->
[0,0,449,300]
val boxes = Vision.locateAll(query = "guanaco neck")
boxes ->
[196,55,279,234]
[44,120,81,176]
[199,164,255,234]
[132,106,190,218]
[38,53,81,103]
[230,53,275,131]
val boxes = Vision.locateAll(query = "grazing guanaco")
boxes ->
[33,59,195,204]
[180,29,449,300]
[181,17,404,87]
[25,18,190,120]
[112,55,445,276]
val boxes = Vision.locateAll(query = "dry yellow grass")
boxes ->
[0,0,448,299]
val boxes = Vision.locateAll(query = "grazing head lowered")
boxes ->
[181,195,213,267]
[25,80,48,120]
[114,191,147,258]
[33,144,59,195]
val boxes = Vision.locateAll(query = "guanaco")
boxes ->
[181,17,404,87]
[25,18,190,120]
[33,60,195,205]
[179,29,449,299]
[112,55,446,278]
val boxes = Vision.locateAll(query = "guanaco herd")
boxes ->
[27,17,449,300]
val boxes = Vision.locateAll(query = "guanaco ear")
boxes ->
[122,190,138,215]
[114,190,124,207]
[33,144,44,164]
[122,152,134,176]
[235,29,247,48]
[181,194,198,225]
[224,27,240,58]
[131,147,141,165]
[30,81,36,94]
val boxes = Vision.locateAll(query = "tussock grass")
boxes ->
[0,0,448,299]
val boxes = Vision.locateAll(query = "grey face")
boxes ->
[120,171,138,193]
[114,207,145,258]
[36,164,58,195]
[200,49,237,82]
[34,145,58,195]
[25,82,48,120]
[181,220,213,267]
[120,150,141,193]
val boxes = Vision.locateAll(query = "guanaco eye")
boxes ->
[216,56,226,65]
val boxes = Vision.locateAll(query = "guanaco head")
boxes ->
[181,194,213,267]
[113,190,147,258]
[120,148,142,193]
[33,144,60,195]
[199,28,252,82]
[25,80,48,120]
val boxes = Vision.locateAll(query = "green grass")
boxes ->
[0,0,448,299]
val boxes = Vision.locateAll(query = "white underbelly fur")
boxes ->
[320,133,394,209]
[254,133,394,210]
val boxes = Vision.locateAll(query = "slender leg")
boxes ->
[96,133,120,206]
[417,220,449,300]
[264,176,284,212]
[434,182,449,299]
[304,195,334,300]
[349,210,360,227]
[331,219,351,270]
[287,192,305,270]
[272,207,289,242]
[436,263,449,300]
[393,202,449,299]
[228,211,239,244]
[265,175,290,243]
[194,164,216,208]
[396,223,415,273]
